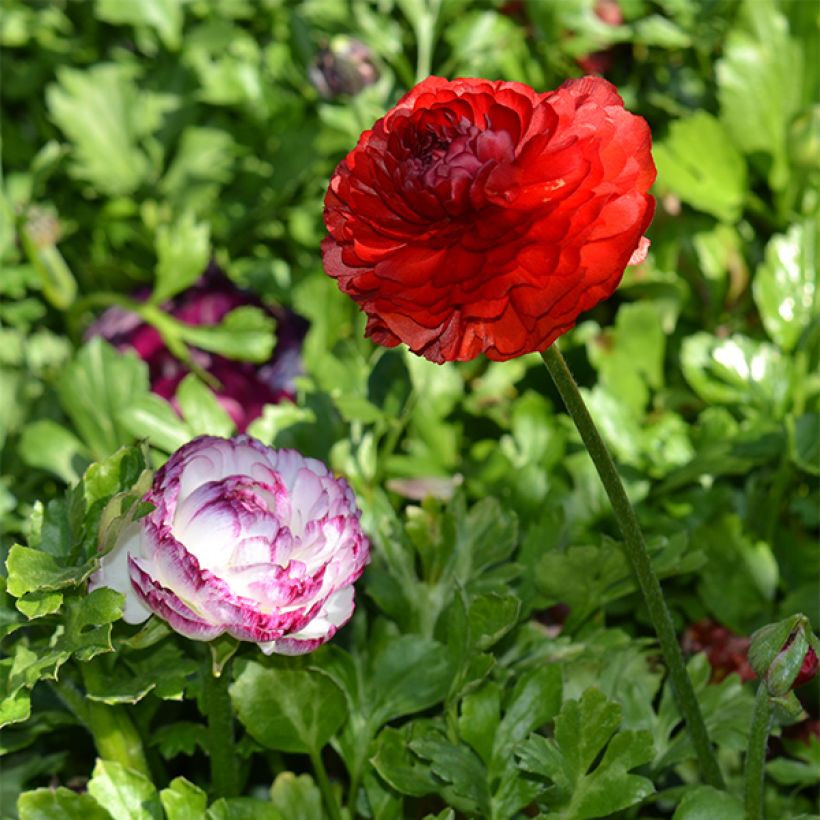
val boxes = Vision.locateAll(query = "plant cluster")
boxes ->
[1,1,818,819]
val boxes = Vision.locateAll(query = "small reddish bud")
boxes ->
[793,646,818,689]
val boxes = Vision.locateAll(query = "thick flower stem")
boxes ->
[540,344,724,789]
[79,663,151,778]
[744,683,772,819]
[202,658,240,799]
[309,748,344,820]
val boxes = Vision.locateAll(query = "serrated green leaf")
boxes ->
[230,660,347,754]
[159,777,208,820]
[18,786,111,819]
[5,545,96,597]
[87,759,161,820]
[16,589,63,619]
[151,721,209,758]
[47,64,173,196]
[516,688,654,820]
[152,213,211,304]
[58,339,149,461]
[753,220,818,352]
[654,112,747,222]
[370,723,440,798]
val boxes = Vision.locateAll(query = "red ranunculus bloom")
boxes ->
[322,75,655,363]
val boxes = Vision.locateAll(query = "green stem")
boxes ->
[202,657,240,799]
[540,345,724,789]
[79,663,151,777]
[310,748,343,820]
[744,683,772,820]
[414,0,441,81]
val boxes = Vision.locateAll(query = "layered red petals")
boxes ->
[323,75,656,363]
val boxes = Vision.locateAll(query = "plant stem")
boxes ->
[540,344,724,789]
[79,663,151,777]
[415,0,441,81]
[744,683,771,820]
[310,748,343,820]
[202,656,240,799]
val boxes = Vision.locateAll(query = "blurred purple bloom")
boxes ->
[310,37,379,99]
[87,266,308,432]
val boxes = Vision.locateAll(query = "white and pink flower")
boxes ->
[90,435,369,655]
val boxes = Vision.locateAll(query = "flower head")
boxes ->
[682,619,756,683]
[87,266,308,432]
[322,75,655,363]
[90,435,369,655]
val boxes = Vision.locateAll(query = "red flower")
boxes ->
[682,619,756,683]
[322,75,655,363]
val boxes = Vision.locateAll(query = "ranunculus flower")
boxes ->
[87,266,308,432]
[90,435,369,655]
[682,619,756,683]
[322,75,655,363]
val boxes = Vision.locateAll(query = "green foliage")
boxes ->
[1,0,818,816]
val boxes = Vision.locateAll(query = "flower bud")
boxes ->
[749,614,819,696]
[310,37,379,99]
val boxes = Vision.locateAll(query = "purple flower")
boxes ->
[90,435,370,655]
[87,267,308,433]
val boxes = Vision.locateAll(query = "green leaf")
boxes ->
[696,515,778,631]
[516,688,654,820]
[492,665,563,768]
[654,112,747,222]
[160,127,237,207]
[85,642,198,704]
[54,588,124,662]
[717,0,803,190]
[370,723,440,798]
[18,787,111,819]
[753,220,818,352]
[767,735,820,787]
[16,589,63,619]
[58,339,150,461]
[5,545,95,597]
[152,213,211,304]
[160,777,209,820]
[789,413,820,476]
[269,773,323,820]
[118,393,192,453]
[46,64,173,196]
[671,785,744,819]
[206,798,282,819]
[230,660,347,754]
[176,373,235,437]
[178,306,276,363]
[409,728,491,816]
[95,0,184,51]
[87,759,162,820]
[681,332,792,416]
[151,722,208,758]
